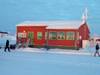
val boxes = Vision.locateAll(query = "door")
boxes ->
[28,32,34,45]
[28,32,34,39]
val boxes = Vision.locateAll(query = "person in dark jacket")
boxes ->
[94,43,100,57]
[4,40,10,52]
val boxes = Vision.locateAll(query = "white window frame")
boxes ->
[18,33,26,38]
[37,32,42,39]
[45,32,47,40]
[66,32,75,40]
[57,31,65,40]
[49,31,56,40]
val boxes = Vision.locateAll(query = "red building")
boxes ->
[16,21,90,50]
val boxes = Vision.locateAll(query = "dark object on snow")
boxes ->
[10,44,15,50]
[4,40,10,52]
[94,43,100,57]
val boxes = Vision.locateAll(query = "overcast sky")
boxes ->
[0,0,100,35]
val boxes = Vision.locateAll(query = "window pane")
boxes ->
[45,32,47,39]
[66,32,75,40]
[58,32,65,40]
[37,32,42,39]
[49,32,56,40]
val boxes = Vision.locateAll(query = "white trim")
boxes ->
[66,31,75,40]
[16,24,49,27]
[86,21,91,33]
[45,32,47,40]
[37,32,42,40]
[18,32,26,38]
[46,27,78,29]
[16,21,84,30]
[49,31,56,40]
[57,31,65,40]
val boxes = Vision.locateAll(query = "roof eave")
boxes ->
[46,27,78,29]
[16,24,50,27]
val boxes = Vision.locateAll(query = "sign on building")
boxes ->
[18,33,26,38]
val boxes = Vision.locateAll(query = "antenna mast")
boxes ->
[85,7,88,21]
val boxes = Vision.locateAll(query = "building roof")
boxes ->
[0,31,8,34]
[16,21,85,29]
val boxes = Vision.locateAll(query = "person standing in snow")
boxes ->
[4,40,10,52]
[94,43,100,57]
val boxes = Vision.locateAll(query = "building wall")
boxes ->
[77,22,90,47]
[17,26,77,47]
[17,22,90,48]
[47,29,76,47]
[17,26,47,45]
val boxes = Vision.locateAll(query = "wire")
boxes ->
[88,17,100,18]
[89,24,100,25]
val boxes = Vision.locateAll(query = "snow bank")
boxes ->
[0,36,16,47]
[16,47,96,56]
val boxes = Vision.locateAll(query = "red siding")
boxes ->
[17,26,47,45]
[77,22,90,47]
[17,21,90,48]
[17,26,77,47]
[47,29,76,47]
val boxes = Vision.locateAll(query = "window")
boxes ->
[37,32,42,39]
[49,32,56,40]
[66,32,75,40]
[45,32,47,39]
[57,32,65,40]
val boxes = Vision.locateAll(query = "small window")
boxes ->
[45,32,47,39]
[57,32,65,40]
[49,32,56,40]
[66,32,75,40]
[37,32,42,39]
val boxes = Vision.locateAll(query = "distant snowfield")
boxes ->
[0,46,100,75]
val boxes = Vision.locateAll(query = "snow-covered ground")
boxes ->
[0,46,100,75]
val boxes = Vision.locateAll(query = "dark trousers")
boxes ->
[4,47,10,52]
[94,50,100,56]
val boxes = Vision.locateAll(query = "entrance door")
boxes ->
[28,32,34,45]
[28,32,34,39]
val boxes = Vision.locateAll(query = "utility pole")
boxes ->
[82,7,100,39]
[85,7,88,21]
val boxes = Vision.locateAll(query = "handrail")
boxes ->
[16,38,33,49]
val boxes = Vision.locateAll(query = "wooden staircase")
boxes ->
[16,38,34,49]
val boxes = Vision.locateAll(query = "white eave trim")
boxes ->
[16,24,50,27]
[86,22,91,33]
[46,27,78,29]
